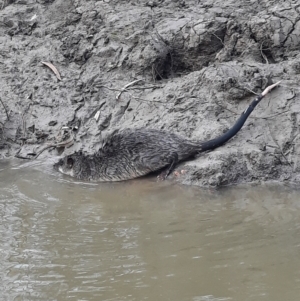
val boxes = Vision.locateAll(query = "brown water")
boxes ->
[1,160,300,301]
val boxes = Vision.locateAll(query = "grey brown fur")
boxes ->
[54,128,200,181]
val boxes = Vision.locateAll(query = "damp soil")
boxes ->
[0,0,300,186]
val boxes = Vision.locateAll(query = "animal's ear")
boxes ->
[67,157,74,168]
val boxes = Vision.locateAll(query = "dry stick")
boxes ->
[116,79,143,100]
[129,85,162,90]
[212,32,226,48]
[20,102,33,145]
[16,132,74,160]
[99,84,166,105]
[152,28,175,78]
[260,42,269,65]
[98,85,121,92]
[33,132,74,159]
[15,127,75,160]
[0,97,9,121]
[33,145,57,159]
[214,101,239,115]
[152,64,163,81]
[119,91,160,111]
[99,83,162,93]
[267,122,292,168]
[280,84,300,91]
[243,86,259,95]
[41,61,62,81]
[258,110,290,120]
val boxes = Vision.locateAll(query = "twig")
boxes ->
[98,85,121,92]
[129,85,162,90]
[279,84,300,91]
[243,86,259,95]
[15,148,31,160]
[260,42,269,65]
[257,110,289,120]
[116,79,143,100]
[99,82,166,106]
[33,131,74,159]
[21,102,33,145]
[212,32,225,47]
[267,122,292,168]
[41,61,62,81]
[0,97,9,121]
[15,154,32,160]
[151,28,174,79]
[215,101,239,115]
[152,63,163,81]
[33,145,56,159]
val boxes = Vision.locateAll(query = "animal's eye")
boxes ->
[67,157,74,168]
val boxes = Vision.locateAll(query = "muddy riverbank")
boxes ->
[0,0,300,186]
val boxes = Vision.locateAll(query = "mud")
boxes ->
[0,0,300,186]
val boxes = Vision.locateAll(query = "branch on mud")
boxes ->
[267,122,292,168]
[15,127,75,160]
[212,32,226,48]
[150,27,175,80]
[41,61,62,81]
[0,97,9,121]
[116,79,143,100]
[15,151,31,160]
[33,128,74,159]
[242,85,259,95]
[152,64,163,81]
[260,42,269,65]
[20,102,33,145]
[99,81,165,105]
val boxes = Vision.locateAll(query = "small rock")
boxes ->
[48,121,57,126]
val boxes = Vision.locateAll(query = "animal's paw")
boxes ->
[157,171,168,181]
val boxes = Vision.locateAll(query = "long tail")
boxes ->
[200,81,281,152]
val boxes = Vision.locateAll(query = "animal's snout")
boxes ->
[53,159,64,170]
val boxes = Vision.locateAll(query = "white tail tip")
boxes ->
[261,81,281,97]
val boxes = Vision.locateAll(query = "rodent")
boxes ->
[54,82,281,182]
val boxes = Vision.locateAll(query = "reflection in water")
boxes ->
[1,160,300,301]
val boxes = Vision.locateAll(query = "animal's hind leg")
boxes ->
[157,153,179,181]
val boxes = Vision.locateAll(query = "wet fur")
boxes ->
[54,128,200,181]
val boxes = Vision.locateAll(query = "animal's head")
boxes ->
[54,152,90,180]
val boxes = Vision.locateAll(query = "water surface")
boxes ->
[1,160,300,301]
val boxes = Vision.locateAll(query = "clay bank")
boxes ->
[0,0,300,186]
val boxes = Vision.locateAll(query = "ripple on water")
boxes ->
[1,162,300,300]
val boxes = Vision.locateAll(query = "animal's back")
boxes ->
[97,128,199,179]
